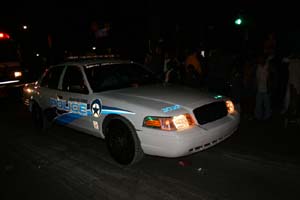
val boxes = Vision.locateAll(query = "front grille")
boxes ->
[193,101,228,125]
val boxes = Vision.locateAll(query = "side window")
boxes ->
[40,66,64,89]
[62,66,89,94]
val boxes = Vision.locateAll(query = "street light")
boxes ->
[234,18,243,26]
[22,25,28,30]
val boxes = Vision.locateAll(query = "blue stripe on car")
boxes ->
[55,113,83,125]
[101,106,135,115]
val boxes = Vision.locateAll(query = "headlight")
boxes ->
[226,100,235,114]
[14,71,22,78]
[25,88,33,93]
[143,114,195,131]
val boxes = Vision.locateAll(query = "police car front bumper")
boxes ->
[139,113,240,158]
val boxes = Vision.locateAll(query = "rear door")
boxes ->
[38,65,65,111]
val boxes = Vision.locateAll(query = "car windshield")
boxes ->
[85,63,162,92]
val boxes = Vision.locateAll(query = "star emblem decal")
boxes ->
[91,99,102,118]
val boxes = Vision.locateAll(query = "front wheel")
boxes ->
[105,117,144,165]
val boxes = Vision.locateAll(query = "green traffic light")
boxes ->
[235,18,242,25]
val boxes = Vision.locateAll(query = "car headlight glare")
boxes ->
[14,71,22,78]
[143,114,194,131]
[226,100,235,114]
[26,88,33,93]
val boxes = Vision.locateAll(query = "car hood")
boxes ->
[101,84,219,109]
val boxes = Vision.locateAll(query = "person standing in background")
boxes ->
[255,55,272,120]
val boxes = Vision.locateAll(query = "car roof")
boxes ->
[55,56,133,68]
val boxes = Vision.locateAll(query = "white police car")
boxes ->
[26,55,240,165]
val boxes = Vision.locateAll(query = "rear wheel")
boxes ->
[105,117,144,165]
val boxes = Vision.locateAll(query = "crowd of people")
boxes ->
[45,24,300,125]
[143,33,300,123]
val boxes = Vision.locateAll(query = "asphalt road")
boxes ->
[0,97,299,200]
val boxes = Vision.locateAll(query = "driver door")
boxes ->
[58,65,91,131]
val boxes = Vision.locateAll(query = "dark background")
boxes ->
[1,1,300,63]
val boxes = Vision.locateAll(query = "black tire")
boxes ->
[32,103,49,132]
[105,116,144,165]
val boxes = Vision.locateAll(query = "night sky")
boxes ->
[1,1,299,60]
